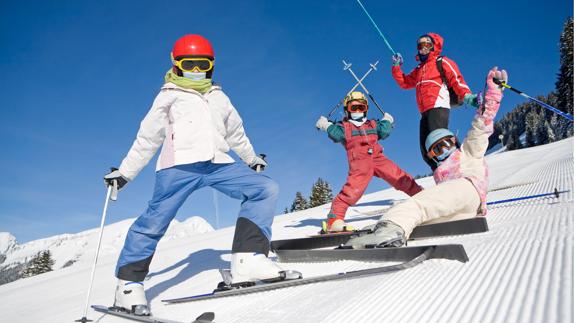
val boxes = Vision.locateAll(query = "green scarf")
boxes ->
[164,69,212,94]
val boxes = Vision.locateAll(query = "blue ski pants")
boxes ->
[115,161,279,281]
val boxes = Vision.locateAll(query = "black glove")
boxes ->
[103,167,128,190]
[249,154,267,172]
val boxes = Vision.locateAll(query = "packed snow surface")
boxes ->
[0,138,572,323]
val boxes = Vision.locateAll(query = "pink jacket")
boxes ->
[432,69,504,215]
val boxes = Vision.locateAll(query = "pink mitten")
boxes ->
[480,67,508,122]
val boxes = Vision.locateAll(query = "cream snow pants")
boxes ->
[384,178,481,238]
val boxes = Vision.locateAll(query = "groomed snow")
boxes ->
[0,138,572,323]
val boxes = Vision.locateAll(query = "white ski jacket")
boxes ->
[118,83,257,180]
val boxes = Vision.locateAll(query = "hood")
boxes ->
[416,32,444,62]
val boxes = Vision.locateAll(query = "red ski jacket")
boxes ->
[392,33,471,114]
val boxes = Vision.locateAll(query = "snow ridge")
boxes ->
[0,216,213,274]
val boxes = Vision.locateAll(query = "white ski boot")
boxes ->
[345,220,406,249]
[113,279,150,316]
[230,253,300,286]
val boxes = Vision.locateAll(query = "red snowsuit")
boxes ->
[327,120,423,219]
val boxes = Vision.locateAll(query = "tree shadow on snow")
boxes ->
[284,199,396,228]
[284,218,323,228]
[145,248,229,302]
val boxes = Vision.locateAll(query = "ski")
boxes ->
[271,217,488,251]
[409,217,488,240]
[91,305,214,323]
[162,246,435,304]
[274,243,467,263]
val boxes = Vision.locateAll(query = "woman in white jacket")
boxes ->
[104,35,286,315]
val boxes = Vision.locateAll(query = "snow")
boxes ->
[0,138,572,323]
[0,216,213,271]
[0,232,17,255]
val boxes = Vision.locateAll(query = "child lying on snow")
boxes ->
[346,66,508,248]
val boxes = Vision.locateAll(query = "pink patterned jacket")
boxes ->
[432,70,504,215]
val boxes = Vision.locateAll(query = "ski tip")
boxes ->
[193,311,215,323]
[90,304,108,312]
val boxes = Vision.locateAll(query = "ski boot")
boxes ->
[320,218,355,234]
[344,220,406,249]
[112,279,150,316]
[215,253,302,291]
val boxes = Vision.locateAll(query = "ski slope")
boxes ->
[0,138,572,323]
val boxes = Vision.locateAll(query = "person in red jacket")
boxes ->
[315,91,423,233]
[391,33,480,170]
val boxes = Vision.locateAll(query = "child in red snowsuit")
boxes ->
[316,91,423,232]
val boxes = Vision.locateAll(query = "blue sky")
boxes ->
[1,0,571,243]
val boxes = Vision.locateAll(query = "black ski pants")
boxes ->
[419,108,450,171]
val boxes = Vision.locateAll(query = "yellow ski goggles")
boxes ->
[172,57,214,72]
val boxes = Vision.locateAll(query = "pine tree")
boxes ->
[536,109,549,145]
[39,250,55,273]
[524,110,537,147]
[290,192,309,212]
[555,17,573,118]
[545,120,556,143]
[309,178,334,207]
[566,121,574,138]
[506,127,522,151]
[549,114,561,141]
[22,250,54,278]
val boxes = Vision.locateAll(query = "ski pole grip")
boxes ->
[110,181,118,201]
[493,77,510,88]
[256,154,267,173]
[109,167,118,201]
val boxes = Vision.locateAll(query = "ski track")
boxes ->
[0,138,572,323]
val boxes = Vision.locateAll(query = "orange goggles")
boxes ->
[173,57,214,72]
[427,136,456,159]
[417,42,433,50]
[347,103,368,112]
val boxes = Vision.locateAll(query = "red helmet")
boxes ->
[171,34,214,60]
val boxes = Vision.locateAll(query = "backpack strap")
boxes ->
[436,56,448,86]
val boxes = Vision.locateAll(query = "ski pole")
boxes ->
[327,61,379,118]
[76,183,115,323]
[343,60,385,115]
[493,78,574,122]
[487,189,569,206]
[355,0,396,55]
[256,153,266,172]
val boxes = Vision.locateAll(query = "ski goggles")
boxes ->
[427,136,456,159]
[347,103,368,112]
[417,42,434,50]
[173,57,214,72]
